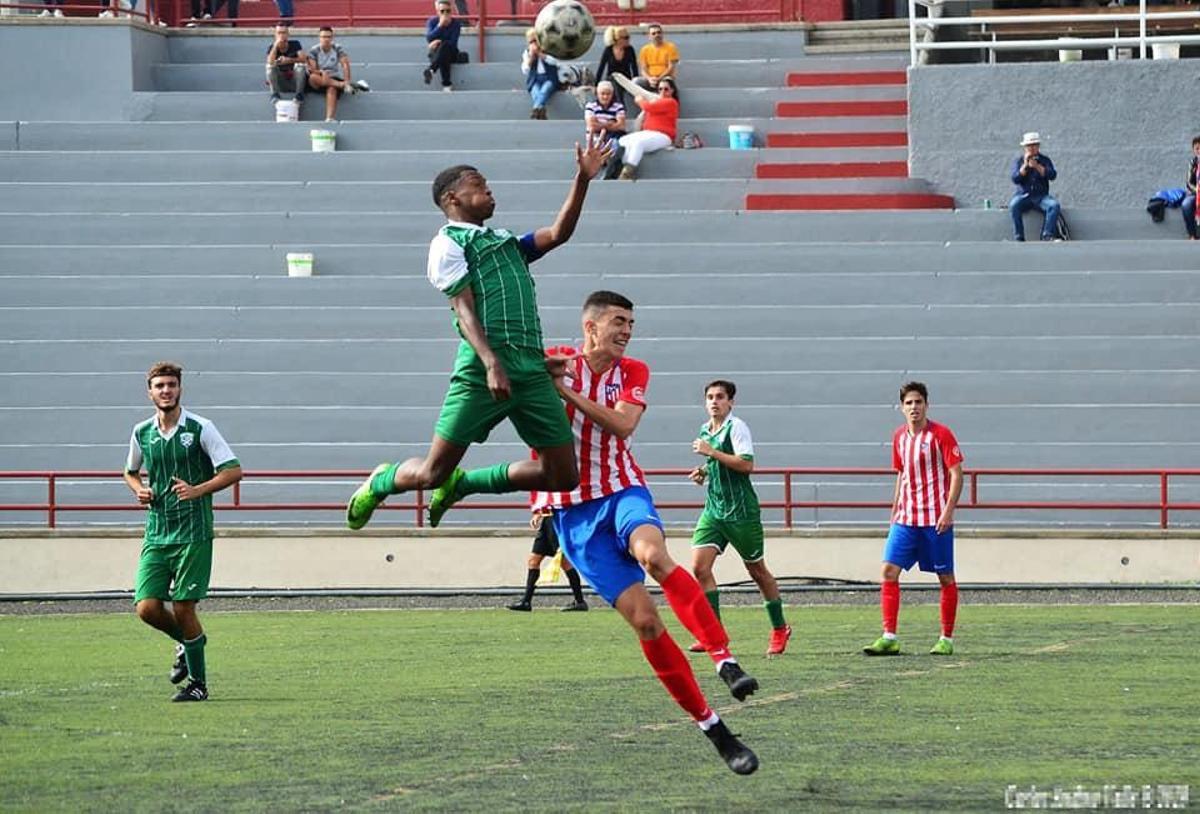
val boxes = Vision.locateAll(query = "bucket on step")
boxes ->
[310,129,336,152]
[1057,38,1082,62]
[727,124,754,150]
[275,99,299,122]
[1152,42,1180,60]
[286,252,314,277]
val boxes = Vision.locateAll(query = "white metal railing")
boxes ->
[907,0,1200,66]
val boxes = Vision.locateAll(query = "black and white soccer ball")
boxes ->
[534,0,596,61]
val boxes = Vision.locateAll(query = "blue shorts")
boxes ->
[552,486,664,606]
[883,523,955,574]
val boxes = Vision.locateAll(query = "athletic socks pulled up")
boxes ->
[639,629,713,722]
[660,566,732,664]
[940,581,958,639]
[183,633,207,684]
[881,580,900,636]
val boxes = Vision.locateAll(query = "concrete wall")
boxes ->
[3,533,1198,593]
[908,60,1199,208]
[2,21,167,120]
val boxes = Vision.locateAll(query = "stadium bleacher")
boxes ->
[1,21,1198,529]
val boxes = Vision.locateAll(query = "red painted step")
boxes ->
[745,193,955,211]
[755,161,908,179]
[767,131,908,148]
[777,100,908,117]
[787,71,907,87]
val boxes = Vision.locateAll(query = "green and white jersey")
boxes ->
[125,409,240,547]
[699,414,761,522]
[426,220,545,353]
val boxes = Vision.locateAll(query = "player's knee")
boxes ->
[526,554,543,569]
[692,562,713,582]
[134,600,157,623]
[629,608,663,639]
[881,563,901,581]
[546,466,578,493]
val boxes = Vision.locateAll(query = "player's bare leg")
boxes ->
[428,441,578,528]
[137,598,191,685]
[346,435,469,529]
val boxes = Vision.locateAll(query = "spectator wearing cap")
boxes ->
[1009,131,1061,242]
[424,0,462,92]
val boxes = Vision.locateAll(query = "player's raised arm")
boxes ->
[530,139,613,254]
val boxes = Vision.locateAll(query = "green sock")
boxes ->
[370,462,400,498]
[765,598,787,629]
[183,633,207,684]
[458,463,511,497]
[705,589,721,619]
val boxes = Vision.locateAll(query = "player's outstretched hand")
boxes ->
[575,136,614,180]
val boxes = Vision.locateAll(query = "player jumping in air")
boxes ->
[531,290,761,775]
[863,381,963,657]
[124,362,242,702]
[345,141,611,529]
[687,380,792,657]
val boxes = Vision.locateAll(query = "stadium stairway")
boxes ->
[1,28,1198,529]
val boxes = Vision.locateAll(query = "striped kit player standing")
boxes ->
[533,290,760,775]
[864,381,964,657]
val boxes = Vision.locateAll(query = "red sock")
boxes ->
[660,566,732,663]
[940,582,958,638]
[639,630,713,722]
[881,580,900,635]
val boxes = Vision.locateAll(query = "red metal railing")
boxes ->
[2,467,1199,529]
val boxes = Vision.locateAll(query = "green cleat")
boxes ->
[427,466,465,528]
[862,636,900,656]
[930,638,954,656]
[346,463,390,530]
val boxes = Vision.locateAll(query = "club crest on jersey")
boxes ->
[605,383,621,401]
[921,442,930,452]
[180,432,195,448]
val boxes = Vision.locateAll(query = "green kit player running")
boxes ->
[346,140,612,529]
[124,361,242,702]
[688,380,792,657]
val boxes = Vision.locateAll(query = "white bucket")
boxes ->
[727,124,754,150]
[1152,43,1180,60]
[310,129,336,153]
[286,252,314,277]
[1057,38,1082,62]
[275,99,299,122]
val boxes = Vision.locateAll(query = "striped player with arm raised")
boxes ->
[534,290,761,776]
[863,381,964,657]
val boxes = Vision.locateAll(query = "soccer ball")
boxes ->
[534,0,596,61]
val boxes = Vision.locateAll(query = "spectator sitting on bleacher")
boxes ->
[424,0,462,93]
[521,28,561,120]
[635,22,679,91]
[306,27,370,123]
[38,0,65,17]
[612,73,679,181]
[1182,134,1200,241]
[585,80,627,180]
[596,26,638,106]
[266,24,306,108]
[1009,131,1061,242]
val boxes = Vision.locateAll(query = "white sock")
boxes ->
[714,657,735,672]
[697,711,720,731]
[882,632,897,641]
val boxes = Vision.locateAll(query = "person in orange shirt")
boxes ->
[612,74,679,180]
[635,22,679,90]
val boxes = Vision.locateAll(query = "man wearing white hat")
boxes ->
[1009,131,1061,242]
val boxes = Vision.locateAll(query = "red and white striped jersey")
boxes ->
[891,420,963,526]
[531,352,649,510]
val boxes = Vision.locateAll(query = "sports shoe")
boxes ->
[427,466,464,528]
[352,79,370,93]
[704,720,759,775]
[929,637,954,656]
[294,93,304,104]
[687,640,706,653]
[618,164,637,181]
[346,463,389,530]
[54,8,65,15]
[169,643,188,684]
[98,9,114,16]
[863,636,900,656]
[171,679,208,702]
[506,600,532,612]
[269,93,281,104]
[442,85,453,92]
[766,624,793,657]
[561,599,588,612]
[422,67,433,84]
[39,9,53,16]
[718,661,758,702]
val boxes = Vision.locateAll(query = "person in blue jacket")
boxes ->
[424,0,463,91]
[1009,131,1061,242]
[1182,135,1200,240]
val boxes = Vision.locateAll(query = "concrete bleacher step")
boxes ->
[776,99,908,117]
[787,69,906,86]
[766,130,906,147]
[755,161,908,178]
[745,191,953,210]
[3,178,946,212]
[0,209,1181,243]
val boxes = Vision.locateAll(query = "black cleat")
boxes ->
[561,600,589,612]
[704,720,759,775]
[718,661,759,702]
[506,600,532,612]
[422,67,433,84]
[171,679,208,702]
[169,643,188,684]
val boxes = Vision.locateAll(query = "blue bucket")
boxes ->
[727,125,754,150]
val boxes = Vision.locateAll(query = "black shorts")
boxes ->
[532,515,560,557]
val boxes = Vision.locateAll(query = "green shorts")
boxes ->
[133,539,213,603]
[691,512,765,563]
[434,343,573,450]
